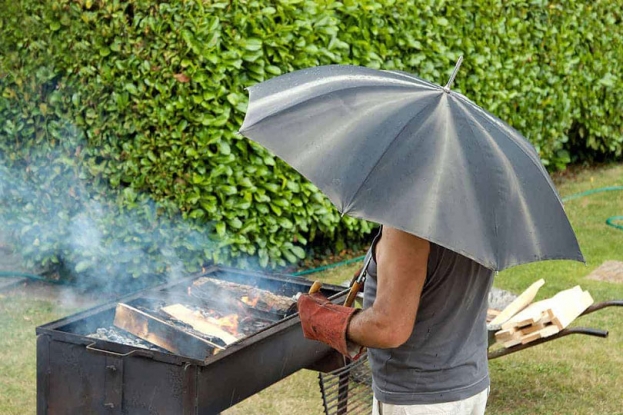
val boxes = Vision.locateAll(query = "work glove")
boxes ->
[297,293,364,359]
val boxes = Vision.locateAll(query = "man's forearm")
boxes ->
[345,228,429,350]
[347,306,412,349]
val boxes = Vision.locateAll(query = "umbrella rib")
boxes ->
[451,93,563,206]
[454,98,551,264]
[241,82,423,132]
[341,97,442,214]
[382,70,444,91]
[452,102,501,264]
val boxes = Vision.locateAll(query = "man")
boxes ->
[298,225,494,414]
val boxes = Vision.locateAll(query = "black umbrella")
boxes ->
[239,58,584,271]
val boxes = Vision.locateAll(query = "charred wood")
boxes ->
[113,303,222,361]
[190,277,297,317]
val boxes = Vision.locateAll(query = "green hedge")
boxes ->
[1,0,622,285]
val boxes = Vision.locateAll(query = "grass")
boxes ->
[1,163,622,414]
[0,294,79,415]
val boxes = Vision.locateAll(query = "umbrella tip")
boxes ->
[443,55,464,93]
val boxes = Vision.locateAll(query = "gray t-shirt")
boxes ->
[363,229,494,404]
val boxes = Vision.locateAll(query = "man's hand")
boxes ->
[347,227,430,348]
[297,293,360,357]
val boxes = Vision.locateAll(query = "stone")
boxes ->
[586,261,623,284]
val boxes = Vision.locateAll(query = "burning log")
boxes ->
[190,277,297,317]
[161,304,240,345]
[113,303,223,361]
[112,276,301,359]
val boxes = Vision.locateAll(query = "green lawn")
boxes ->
[0,294,79,415]
[1,163,622,414]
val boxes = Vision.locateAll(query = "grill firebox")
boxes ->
[36,266,346,415]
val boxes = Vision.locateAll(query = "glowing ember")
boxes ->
[209,314,240,336]
[241,295,259,307]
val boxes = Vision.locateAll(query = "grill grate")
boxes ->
[319,354,373,415]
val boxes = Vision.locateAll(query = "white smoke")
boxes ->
[0,134,218,295]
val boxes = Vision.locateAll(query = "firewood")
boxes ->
[501,298,553,330]
[494,327,518,342]
[547,287,594,330]
[503,337,523,348]
[490,279,545,326]
[487,308,501,323]
[519,322,546,335]
[190,277,296,316]
[520,324,559,344]
[113,303,222,361]
[495,285,594,348]
[161,304,240,345]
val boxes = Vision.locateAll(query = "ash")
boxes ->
[87,326,164,351]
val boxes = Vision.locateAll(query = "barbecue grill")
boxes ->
[36,266,348,415]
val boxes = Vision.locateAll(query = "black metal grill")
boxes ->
[36,266,347,415]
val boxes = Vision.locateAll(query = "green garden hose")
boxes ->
[606,216,623,231]
[291,255,366,277]
[560,186,623,202]
[561,186,623,231]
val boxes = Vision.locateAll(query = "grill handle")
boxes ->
[86,342,155,359]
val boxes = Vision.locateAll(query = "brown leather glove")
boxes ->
[297,293,360,357]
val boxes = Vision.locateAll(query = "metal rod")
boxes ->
[85,342,155,359]
[321,382,370,401]
[443,55,464,93]
[323,388,371,407]
[319,373,330,414]
[326,396,371,414]
[325,394,371,412]
[320,373,370,391]
[320,356,368,378]
[327,288,352,303]
[327,389,360,404]
[336,371,350,415]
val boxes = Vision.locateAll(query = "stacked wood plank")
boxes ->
[494,284,594,348]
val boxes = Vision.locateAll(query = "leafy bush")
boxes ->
[1,0,621,285]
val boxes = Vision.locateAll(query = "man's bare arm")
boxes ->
[346,227,430,348]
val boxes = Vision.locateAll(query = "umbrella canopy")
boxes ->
[239,63,584,271]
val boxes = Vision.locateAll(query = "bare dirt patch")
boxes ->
[586,260,623,284]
